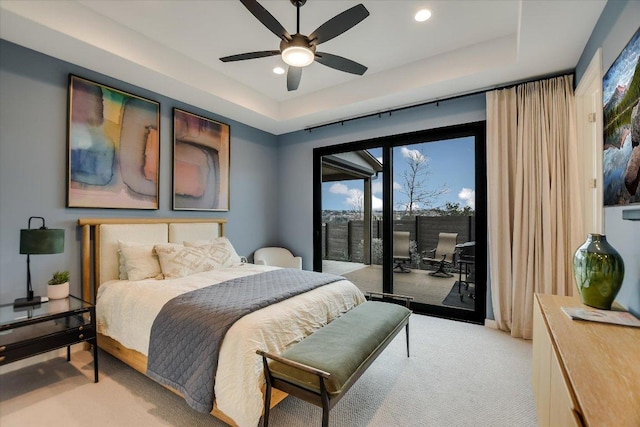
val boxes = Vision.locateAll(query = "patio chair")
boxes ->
[393,231,411,273]
[422,232,458,277]
[254,247,302,269]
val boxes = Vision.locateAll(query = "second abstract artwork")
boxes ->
[173,108,230,211]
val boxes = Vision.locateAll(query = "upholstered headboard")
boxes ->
[78,218,226,303]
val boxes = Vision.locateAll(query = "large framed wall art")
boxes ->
[67,75,160,209]
[602,27,640,206]
[173,108,230,211]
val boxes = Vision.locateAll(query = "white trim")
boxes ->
[484,318,498,329]
[575,48,604,234]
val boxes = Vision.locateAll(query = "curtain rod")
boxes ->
[304,70,574,132]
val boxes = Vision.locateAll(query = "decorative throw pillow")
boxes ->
[118,242,163,281]
[154,243,227,279]
[117,250,129,280]
[184,236,242,264]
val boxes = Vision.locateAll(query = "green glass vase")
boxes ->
[573,234,625,310]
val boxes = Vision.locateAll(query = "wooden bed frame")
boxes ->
[78,218,287,426]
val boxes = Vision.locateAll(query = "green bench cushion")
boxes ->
[269,301,410,397]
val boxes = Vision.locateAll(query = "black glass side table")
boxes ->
[0,295,98,382]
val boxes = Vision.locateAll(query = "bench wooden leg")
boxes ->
[322,406,329,427]
[263,383,272,427]
[320,378,330,427]
[405,323,410,357]
[262,356,272,427]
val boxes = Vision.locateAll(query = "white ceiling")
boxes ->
[0,0,606,135]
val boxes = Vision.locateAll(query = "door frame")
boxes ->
[313,121,487,323]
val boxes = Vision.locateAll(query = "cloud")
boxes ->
[458,188,475,209]
[330,183,364,209]
[372,195,382,210]
[330,182,384,210]
[329,183,349,195]
[400,146,427,163]
[345,189,363,208]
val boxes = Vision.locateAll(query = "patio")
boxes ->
[323,261,475,311]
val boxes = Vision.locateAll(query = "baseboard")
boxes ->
[484,318,498,329]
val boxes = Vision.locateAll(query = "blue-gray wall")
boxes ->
[0,40,279,303]
[3,0,636,318]
[575,0,640,316]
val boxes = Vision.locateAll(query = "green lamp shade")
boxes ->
[20,229,65,254]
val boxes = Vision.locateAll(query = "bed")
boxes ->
[78,218,366,427]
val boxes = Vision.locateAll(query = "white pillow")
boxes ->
[184,237,242,264]
[118,241,163,281]
[154,243,229,279]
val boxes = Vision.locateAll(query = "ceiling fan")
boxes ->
[220,0,369,91]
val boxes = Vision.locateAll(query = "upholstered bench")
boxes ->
[257,293,412,427]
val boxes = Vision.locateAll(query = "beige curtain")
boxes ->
[486,75,584,339]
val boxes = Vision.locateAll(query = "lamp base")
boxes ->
[14,295,42,308]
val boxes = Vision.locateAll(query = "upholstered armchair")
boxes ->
[253,247,302,269]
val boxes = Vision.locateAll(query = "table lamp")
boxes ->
[14,216,65,308]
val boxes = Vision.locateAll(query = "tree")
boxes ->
[348,189,364,219]
[436,201,474,216]
[397,148,449,216]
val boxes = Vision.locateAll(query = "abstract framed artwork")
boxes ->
[173,108,230,211]
[602,27,640,206]
[67,75,160,209]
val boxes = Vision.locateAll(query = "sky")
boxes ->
[322,136,476,212]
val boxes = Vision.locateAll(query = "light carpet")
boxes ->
[0,314,537,427]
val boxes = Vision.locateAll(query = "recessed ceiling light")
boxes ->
[273,67,285,75]
[415,9,432,22]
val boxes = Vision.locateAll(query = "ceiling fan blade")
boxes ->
[309,4,369,46]
[315,52,367,75]
[220,50,280,62]
[287,66,302,91]
[239,0,291,41]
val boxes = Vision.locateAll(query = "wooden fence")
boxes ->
[322,215,475,264]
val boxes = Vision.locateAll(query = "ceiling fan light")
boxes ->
[282,46,315,67]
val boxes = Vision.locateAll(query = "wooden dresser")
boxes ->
[532,294,640,427]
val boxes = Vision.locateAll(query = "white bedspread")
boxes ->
[96,264,365,427]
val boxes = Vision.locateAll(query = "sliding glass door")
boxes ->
[317,148,385,295]
[314,122,486,323]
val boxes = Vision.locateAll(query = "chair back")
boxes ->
[254,247,302,269]
[393,231,411,258]
[435,232,458,263]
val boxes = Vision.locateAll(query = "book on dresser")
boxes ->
[561,306,640,328]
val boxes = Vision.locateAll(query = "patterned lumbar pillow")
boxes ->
[154,243,229,279]
[184,236,241,264]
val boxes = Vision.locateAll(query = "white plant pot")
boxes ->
[48,281,69,300]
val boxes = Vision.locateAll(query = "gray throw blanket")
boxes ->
[146,268,343,413]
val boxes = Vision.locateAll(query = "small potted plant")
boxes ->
[47,270,70,300]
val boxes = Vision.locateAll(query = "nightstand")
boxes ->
[0,295,98,382]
